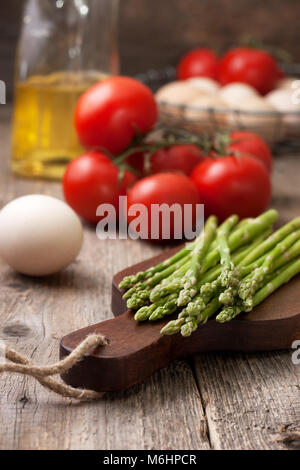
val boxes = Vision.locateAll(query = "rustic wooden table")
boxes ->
[0,107,299,450]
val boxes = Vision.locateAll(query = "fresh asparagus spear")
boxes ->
[183,230,273,316]
[134,304,157,322]
[160,317,185,336]
[204,216,244,255]
[125,255,192,309]
[161,246,300,336]
[173,225,284,335]
[124,216,237,302]
[177,216,218,306]
[196,229,272,286]
[253,257,300,305]
[161,213,300,336]
[121,213,240,291]
[199,215,240,305]
[149,295,179,321]
[119,240,197,290]
[161,295,221,336]
[121,209,300,341]
[123,282,149,300]
[250,233,300,276]
[238,217,300,268]
[120,212,275,295]
[238,229,300,307]
[144,239,262,324]
[127,287,152,309]
[217,257,300,323]
[272,237,300,270]
[122,216,260,303]
[160,230,272,333]
[217,235,300,322]
[219,229,300,308]
[131,220,265,311]
[181,318,199,337]
[200,210,278,273]
[124,252,190,296]
[134,293,178,322]
[241,236,300,282]
[149,259,192,303]
[217,215,239,284]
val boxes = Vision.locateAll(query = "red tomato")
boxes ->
[191,155,271,221]
[219,48,278,95]
[125,151,145,175]
[228,131,273,172]
[63,152,137,224]
[177,48,219,81]
[75,77,158,155]
[127,173,201,241]
[150,144,205,176]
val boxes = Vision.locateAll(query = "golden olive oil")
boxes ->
[12,72,107,179]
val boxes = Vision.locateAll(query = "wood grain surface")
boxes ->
[0,107,299,449]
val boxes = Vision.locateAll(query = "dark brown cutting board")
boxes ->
[60,246,300,392]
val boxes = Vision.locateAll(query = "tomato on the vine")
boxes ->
[63,152,137,224]
[125,150,146,175]
[125,144,205,177]
[150,144,205,176]
[127,173,201,241]
[75,77,158,155]
[177,48,219,81]
[191,154,272,221]
[219,48,278,95]
[227,131,273,172]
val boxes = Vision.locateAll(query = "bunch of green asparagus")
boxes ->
[119,210,300,337]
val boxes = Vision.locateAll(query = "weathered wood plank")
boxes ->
[193,351,300,450]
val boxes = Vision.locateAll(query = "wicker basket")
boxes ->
[135,65,300,146]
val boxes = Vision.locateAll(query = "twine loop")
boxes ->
[0,334,108,401]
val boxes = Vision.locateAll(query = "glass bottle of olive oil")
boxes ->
[12,0,119,179]
[12,72,108,179]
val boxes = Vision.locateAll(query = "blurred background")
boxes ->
[1,0,300,101]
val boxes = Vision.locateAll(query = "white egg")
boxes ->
[186,77,220,94]
[184,94,228,134]
[266,88,300,138]
[266,88,300,111]
[225,96,284,142]
[219,82,259,107]
[156,81,203,118]
[276,77,299,91]
[0,195,83,276]
[156,81,202,104]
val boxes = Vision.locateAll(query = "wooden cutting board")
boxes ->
[60,246,300,392]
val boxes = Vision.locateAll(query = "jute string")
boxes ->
[0,334,108,401]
